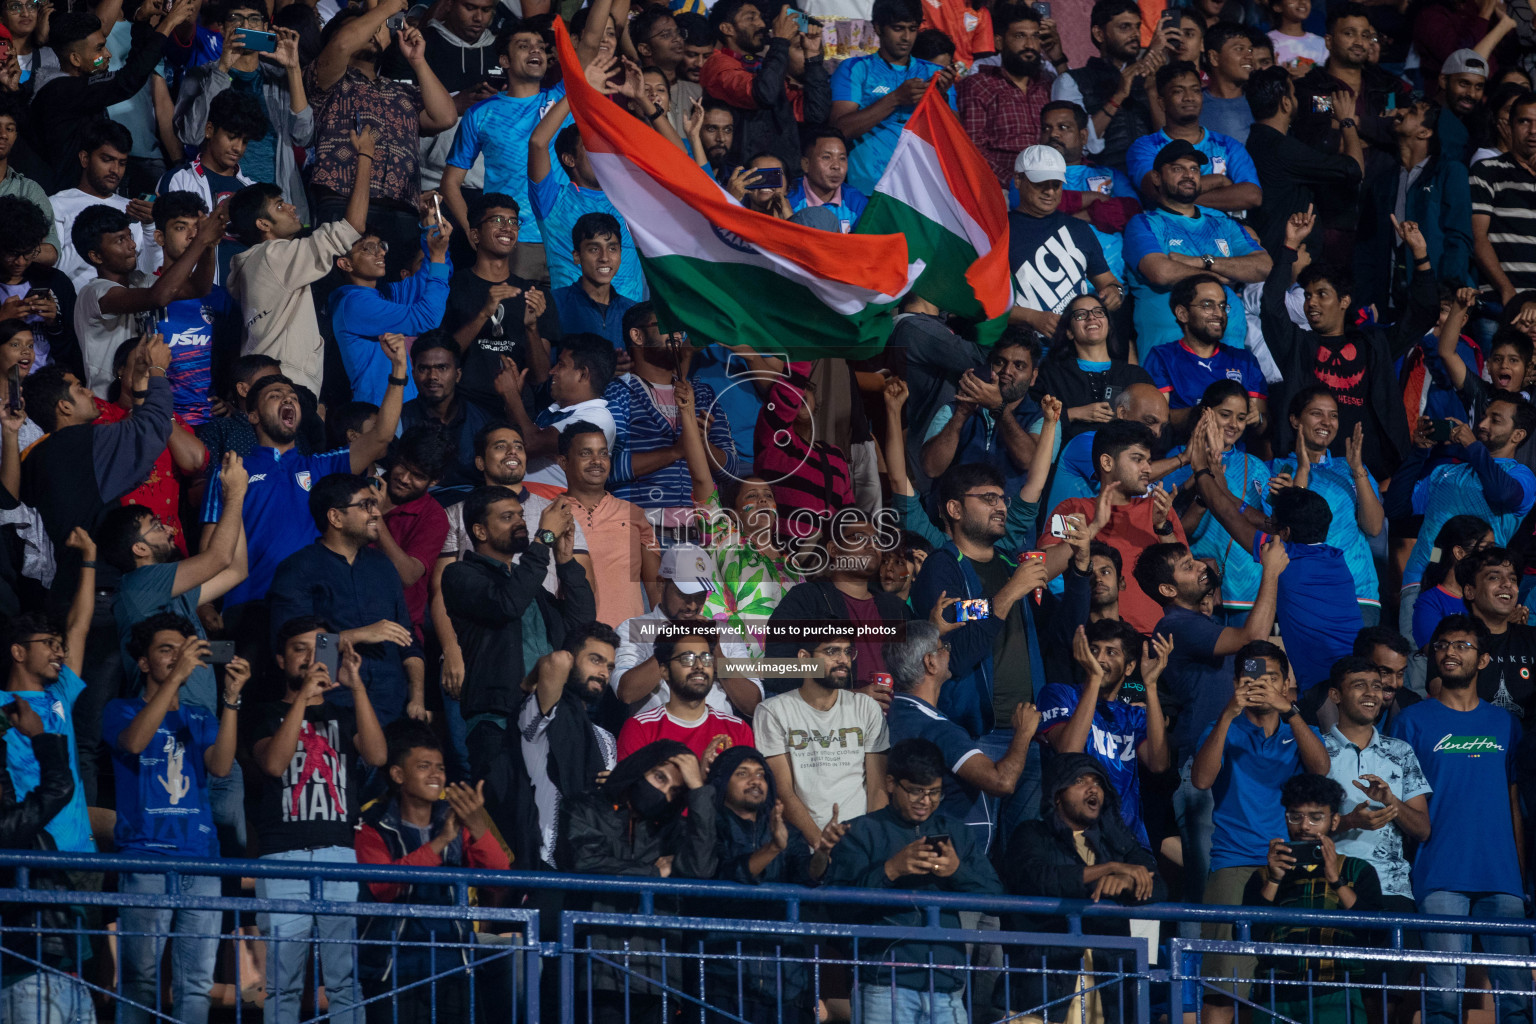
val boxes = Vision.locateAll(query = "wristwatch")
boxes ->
[1202,254,1215,271]
[222,696,243,712]
[1284,702,1304,721]
[536,529,557,546]
[1154,519,1174,536]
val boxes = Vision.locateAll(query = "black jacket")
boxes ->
[0,733,82,977]
[440,543,595,720]
[1063,57,1155,175]
[1261,244,1437,479]
[711,39,832,174]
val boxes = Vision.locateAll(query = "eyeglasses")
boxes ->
[647,26,681,41]
[931,642,951,656]
[479,214,517,228]
[1188,299,1231,312]
[962,492,1009,507]
[0,246,40,262]
[820,645,857,660]
[356,240,389,256]
[228,13,268,26]
[1284,811,1330,825]
[340,498,381,512]
[1069,306,1108,322]
[670,651,715,667]
[1430,640,1477,652]
[18,636,64,652]
[4,1,39,12]
[136,515,168,543]
[897,781,943,802]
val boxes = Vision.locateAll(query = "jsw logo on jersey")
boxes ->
[166,327,212,349]
[1014,225,1090,314]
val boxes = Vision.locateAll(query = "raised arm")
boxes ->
[174,451,247,596]
[62,529,96,678]
[314,0,404,91]
[397,25,457,133]
[349,333,406,472]
[117,637,207,756]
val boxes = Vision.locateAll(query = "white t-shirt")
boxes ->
[50,189,161,293]
[75,271,154,397]
[752,689,890,829]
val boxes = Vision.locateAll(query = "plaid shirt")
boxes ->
[958,65,1053,186]
[1244,855,1382,984]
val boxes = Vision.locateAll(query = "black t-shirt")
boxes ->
[1310,335,1381,469]
[971,554,1034,720]
[442,268,562,414]
[1479,623,1536,722]
[1007,210,1109,316]
[1034,359,1157,440]
[251,701,361,856]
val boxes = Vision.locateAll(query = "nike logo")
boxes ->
[1281,737,1295,745]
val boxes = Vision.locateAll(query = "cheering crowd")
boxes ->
[0,0,1534,1018]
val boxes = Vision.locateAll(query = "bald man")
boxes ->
[1043,384,1180,511]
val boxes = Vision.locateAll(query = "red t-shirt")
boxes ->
[1040,495,1188,634]
[94,399,205,556]
[616,705,754,766]
[842,592,892,684]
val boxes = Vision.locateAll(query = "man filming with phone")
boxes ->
[252,615,388,1024]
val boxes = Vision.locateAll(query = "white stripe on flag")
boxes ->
[875,130,992,257]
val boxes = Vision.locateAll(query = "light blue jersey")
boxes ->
[1124,127,1259,196]
[831,53,956,194]
[1404,458,1536,587]
[1165,446,1271,609]
[446,86,569,246]
[1254,451,1382,609]
[1124,205,1259,356]
[6,668,94,853]
[529,161,647,301]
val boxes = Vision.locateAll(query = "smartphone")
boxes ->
[6,369,20,414]
[1386,91,1396,112]
[926,833,953,851]
[789,6,810,31]
[1032,1,1051,14]
[135,310,159,339]
[431,192,443,227]
[1160,7,1176,28]
[207,641,236,665]
[1103,384,1123,405]
[239,28,278,52]
[386,11,406,30]
[314,631,341,680]
[956,598,992,622]
[1287,839,1324,870]
[1240,657,1266,681]
[750,166,785,190]
[1049,513,1070,539]
[26,287,51,303]
[354,112,365,135]
[1429,419,1454,443]
[1312,93,1333,115]
[138,192,158,204]
[485,64,506,84]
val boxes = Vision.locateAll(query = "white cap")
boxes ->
[1014,144,1067,183]
[658,544,718,595]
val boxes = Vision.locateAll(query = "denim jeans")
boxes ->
[118,871,223,1024]
[1172,757,1214,936]
[210,761,247,851]
[441,693,471,781]
[0,973,96,1024]
[255,846,361,1024]
[859,986,967,1024]
[1418,889,1532,1024]
[977,729,1040,859]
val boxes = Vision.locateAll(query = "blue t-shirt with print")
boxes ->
[1038,682,1151,847]
[157,286,233,427]
[103,698,221,857]
[1123,206,1259,354]
[831,53,956,194]
[5,667,94,853]
[888,693,992,851]
[446,86,570,245]
[1251,452,1382,608]
[1390,698,1523,899]
[1141,339,1268,411]
[1404,456,1536,587]
[1165,446,1272,609]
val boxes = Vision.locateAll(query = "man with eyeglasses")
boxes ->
[266,473,426,725]
[1321,656,1430,920]
[616,630,752,767]
[1190,640,1330,1018]
[1388,614,1529,1024]
[1141,273,1268,432]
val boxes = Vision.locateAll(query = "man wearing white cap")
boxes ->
[1008,143,1123,338]
[613,543,763,718]
[1438,46,1492,163]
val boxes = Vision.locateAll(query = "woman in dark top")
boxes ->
[1034,292,1155,441]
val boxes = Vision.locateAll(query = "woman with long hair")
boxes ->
[1035,292,1152,441]
[1413,514,1495,647]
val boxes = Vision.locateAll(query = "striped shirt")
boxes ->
[752,367,856,528]
[1470,153,1536,295]
[603,374,741,511]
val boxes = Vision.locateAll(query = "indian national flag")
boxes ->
[552,19,918,359]
[857,88,1012,346]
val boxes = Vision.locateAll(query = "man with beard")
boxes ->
[1048,0,1166,176]
[1008,144,1122,336]
[786,128,866,232]
[304,0,455,271]
[441,485,594,781]
[702,0,830,177]
[1132,540,1284,909]
[633,8,692,126]
[1455,547,1536,721]
[251,617,388,1024]
[958,4,1053,187]
[558,421,661,628]
[1434,48,1489,163]
[202,340,405,670]
[402,333,500,488]
[1125,62,1261,214]
[1042,421,1186,634]
[920,328,1043,490]
[479,624,619,870]
[1039,100,1142,288]
[104,452,249,708]
[673,13,713,127]
[1389,615,1529,1024]
[1089,541,1126,623]
[1470,93,1536,306]
[502,334,616,491]
[755,633,891,850]
[267,474,426,726]
[617,630,753,765]
[375,426,452,642]
[1142,274,1268,430]
[1353,626,1418,724]
[697,99,738,182]
[909,464,1079,848]
[1124,140,1270,360]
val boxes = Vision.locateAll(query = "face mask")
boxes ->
[629,778,674,821]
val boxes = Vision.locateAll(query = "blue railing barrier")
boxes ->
[0,849,1535,1022]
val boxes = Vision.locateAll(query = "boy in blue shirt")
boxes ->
[151,191,237,427]
[329,215,452,405]
[1039,620,1171,848]
[1390,615,1528,1024]
[552,212,636,350]
[829,0,956,194]
[1191,640,1330,1016]
[1142,273,1268,430]
[1122,139,1270,358]
[106,613,248,1024]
